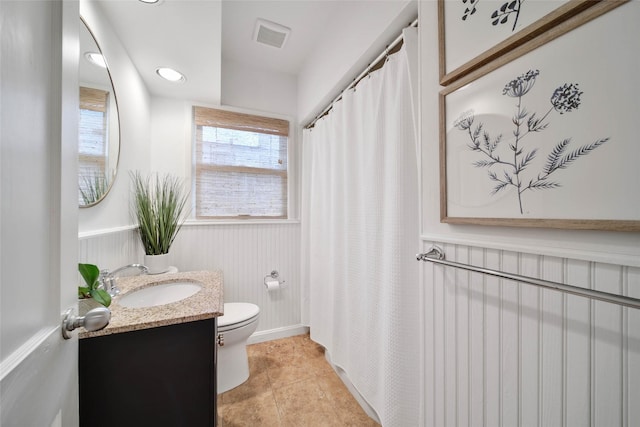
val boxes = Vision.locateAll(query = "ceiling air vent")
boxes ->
[253,19,290,49]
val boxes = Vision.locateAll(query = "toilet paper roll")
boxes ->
[265,279,280,292]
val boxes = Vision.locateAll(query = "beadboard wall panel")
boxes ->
[423,241,640,427]
[628,267,640,424]
[78,223,301,334]
[170,223,301,333]
[78,228,141,271]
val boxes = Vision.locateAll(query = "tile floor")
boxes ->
[217,333,380,427]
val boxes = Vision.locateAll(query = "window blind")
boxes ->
[80,86,108,113]
[79,86,109,204]
[194,106,289,136]
[193,106,289,219]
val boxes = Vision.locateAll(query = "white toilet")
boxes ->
[216,302,260,393]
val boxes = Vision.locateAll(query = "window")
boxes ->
[193,106,289,219]
[78,86,109,204]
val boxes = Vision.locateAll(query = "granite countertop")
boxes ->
[79,270,224,339]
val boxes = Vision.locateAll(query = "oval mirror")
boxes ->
[78,18,120,207]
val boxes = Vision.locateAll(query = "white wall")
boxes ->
[297,0,417,124]
[144,62,303,336]
[150,55,299,179]
[419,1,640,425]
[78,0,151,234]
[222,58,298,118]
[149,58,299,193]
[149,97,192,182]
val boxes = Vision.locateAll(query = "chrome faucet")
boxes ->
[99,264,149,297]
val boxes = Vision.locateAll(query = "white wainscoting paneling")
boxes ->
[78,227,141,270]
[170,222,301,333]
[78,222,302,335]
[422,241,640,427]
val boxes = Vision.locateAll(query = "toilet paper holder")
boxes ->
[264,270,286,289]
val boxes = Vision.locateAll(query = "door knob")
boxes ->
[62,306,111,339]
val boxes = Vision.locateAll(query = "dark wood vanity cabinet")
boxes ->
[79,318,217,427]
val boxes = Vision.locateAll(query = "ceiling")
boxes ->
[96,0,346,104]
[221,1,346,75]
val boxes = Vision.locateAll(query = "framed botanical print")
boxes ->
[439,0,639,231]
[438,0,626,85]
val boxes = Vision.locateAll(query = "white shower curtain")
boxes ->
[301,28,421,426]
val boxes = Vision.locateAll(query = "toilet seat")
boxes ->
[219,303,260,332]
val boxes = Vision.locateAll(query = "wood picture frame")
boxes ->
[438,0,625,86]
[439,0,639,231]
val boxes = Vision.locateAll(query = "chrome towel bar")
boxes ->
[417,246,640,310]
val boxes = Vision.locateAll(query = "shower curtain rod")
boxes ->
[304,18,418,130]
[417,246,640,310]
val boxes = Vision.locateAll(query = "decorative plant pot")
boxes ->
[144,253,170,275]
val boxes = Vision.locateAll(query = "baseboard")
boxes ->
[247,324,309,344]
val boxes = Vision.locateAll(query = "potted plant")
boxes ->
[130,171,189,274]
[78,263,111,307]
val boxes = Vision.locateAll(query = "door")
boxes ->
[1,1,80,426]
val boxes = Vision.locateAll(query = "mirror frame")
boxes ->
[79,16,121,208]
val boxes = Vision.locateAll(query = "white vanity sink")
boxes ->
[118,281,202,308]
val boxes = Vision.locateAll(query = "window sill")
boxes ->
[183,218,300,226]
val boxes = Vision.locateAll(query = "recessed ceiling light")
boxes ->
[139,0,162,4]
[156,67,186,83]
[84,52,106,68]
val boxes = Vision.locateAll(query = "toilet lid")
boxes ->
[219,302,260,328]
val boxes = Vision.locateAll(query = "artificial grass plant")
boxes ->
[130,171,190,256]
